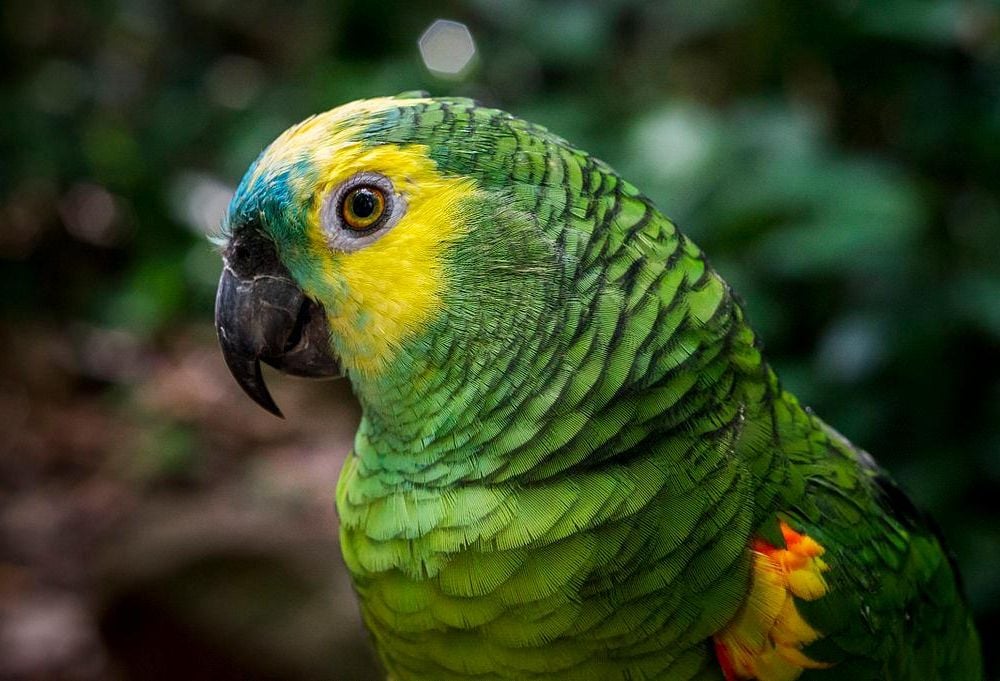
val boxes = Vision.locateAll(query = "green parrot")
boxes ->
[214,94,982,681]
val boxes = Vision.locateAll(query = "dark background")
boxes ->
[1,1,998,678]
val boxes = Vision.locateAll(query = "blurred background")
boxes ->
[1,0,998,678]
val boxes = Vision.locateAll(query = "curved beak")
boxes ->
[214,230,340,417]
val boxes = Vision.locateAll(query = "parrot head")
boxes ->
[216,96,562,418]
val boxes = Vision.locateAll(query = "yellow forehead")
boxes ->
[260,97,479,378]
[252,96,431,179]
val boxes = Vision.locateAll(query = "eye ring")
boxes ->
[320,172,404,252]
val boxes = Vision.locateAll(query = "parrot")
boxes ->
[213,94,982,681]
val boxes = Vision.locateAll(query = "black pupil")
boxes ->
[351,190,377,219]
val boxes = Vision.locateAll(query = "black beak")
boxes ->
[215,229,340,417]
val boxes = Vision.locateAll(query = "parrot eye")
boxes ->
[320,172,403,251]
[341,186,386,230]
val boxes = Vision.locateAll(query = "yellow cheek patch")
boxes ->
[714,520,832,681]
[311,145,479,377]
[248,96,481,378]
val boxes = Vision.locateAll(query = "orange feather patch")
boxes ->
[713,520,832,681]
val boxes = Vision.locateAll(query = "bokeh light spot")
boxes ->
[58,183,123,247]
[169,172,234,237]
[418,19,476,77]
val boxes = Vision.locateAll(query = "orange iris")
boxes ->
[341,186,385,230]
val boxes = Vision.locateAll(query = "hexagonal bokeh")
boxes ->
[418,19,476,77]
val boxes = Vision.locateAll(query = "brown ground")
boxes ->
[0,322,381,680]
